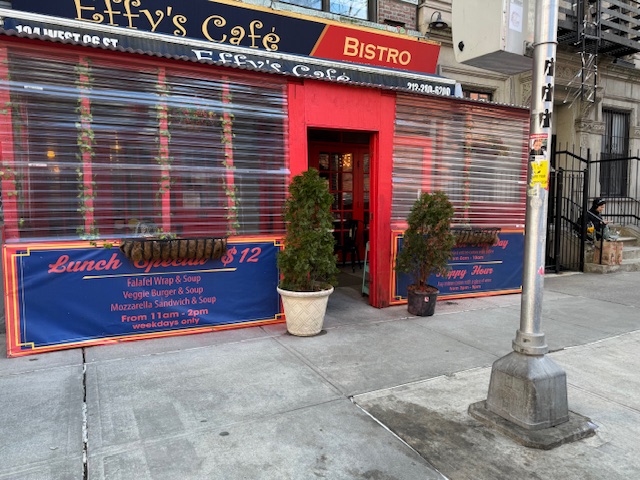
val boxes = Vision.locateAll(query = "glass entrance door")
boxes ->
[309,142,370,265]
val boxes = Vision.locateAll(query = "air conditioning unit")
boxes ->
[452,0,534,74]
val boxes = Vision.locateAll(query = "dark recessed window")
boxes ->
[464,90,493,102]
[384,19,406,28]
[309,129,370,145]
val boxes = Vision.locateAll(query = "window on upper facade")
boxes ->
[280,0,370,20]
[463,90,493,102]
[600,108,630,197]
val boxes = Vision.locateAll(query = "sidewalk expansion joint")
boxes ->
[350,399,447,478]
[82,348,88,480]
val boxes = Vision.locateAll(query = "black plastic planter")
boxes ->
[407,288,438,316]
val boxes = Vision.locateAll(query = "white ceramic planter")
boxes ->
[277,286,334,336]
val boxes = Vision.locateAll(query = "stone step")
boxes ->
[617,236,638,246]
[622,245,640,260]
[584,257,640,274]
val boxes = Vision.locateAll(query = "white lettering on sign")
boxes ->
[342,36,411,66]
[192,49,351,82]
[291,64,350,81]
[14,24,119,47]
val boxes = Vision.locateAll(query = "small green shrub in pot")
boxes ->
[396,191,456,316]
[277,168,339,335]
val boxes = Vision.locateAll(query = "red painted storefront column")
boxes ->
[286,81,307,179]
[370,92,396,308]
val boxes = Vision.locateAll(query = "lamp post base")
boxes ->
[469,351,596,449]
[485,351,569,430]
[469,400,596,450]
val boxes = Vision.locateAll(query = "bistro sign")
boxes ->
[10,0,441,74]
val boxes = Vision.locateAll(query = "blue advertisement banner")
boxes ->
[5,239,281,355]
[392,230,524,301]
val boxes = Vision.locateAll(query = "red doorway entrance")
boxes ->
[308,130,370,269]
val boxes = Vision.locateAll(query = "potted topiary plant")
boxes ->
[396,191,456,316]
[277,168,339,336]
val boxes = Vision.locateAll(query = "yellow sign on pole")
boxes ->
[530,158,549,189]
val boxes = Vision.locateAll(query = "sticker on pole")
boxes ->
[529,133,548,156]
[530,158,549,190]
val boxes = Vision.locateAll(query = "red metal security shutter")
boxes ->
[1,41,288,242]
[392,94,529,229]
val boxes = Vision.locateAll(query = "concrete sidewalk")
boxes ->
[1,271,639,479]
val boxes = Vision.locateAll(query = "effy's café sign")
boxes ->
[11,0,441,74]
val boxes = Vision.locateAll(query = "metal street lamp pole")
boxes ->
[469,1,596,445]
[483,0,570,430]
[516,0,557,355]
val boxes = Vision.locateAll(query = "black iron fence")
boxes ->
[546,144,640,272]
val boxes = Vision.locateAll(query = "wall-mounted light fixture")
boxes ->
[428,11,448,31]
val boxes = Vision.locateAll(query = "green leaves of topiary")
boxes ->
[277,168,339,291]
[396,191,456,290]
